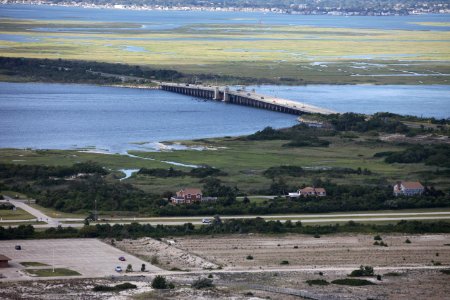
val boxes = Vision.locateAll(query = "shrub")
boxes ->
[208,274,213,278]
[314,234,321,238]
[141,264,146,272]
[294,245,298,249]
[93,282,137,292]
[440,269,450,275]
[126,264,133,272]
[332,279,375,286]
[152,275,168,289]
[349,265,374,277]
[280,260,289,265]
[306,279,329,286]
[373,241,380,246]
[374,235,382,241]
[246,255,254,260]
[405,239,411,244]
[192,278,214,289]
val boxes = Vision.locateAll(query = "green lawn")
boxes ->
[0,208,35,220]
[25,268,81,277]
[20,262,49,267]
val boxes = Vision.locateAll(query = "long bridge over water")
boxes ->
[159,82,336,115]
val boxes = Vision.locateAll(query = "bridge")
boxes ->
[159,82,336,115]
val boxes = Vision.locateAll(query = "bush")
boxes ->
[349,265,374,277]
[374,235,382,241]
[306,279,329,286]
[141,264,146,272]
[93,282,137,292]
[191,278,214,289]
[246,255,254,260]
[152,275,168,289]
[280,260,289,265]
[332,279,375,286]
[440,269,450,275]
[126,264,133,273]
[405,239,411,244]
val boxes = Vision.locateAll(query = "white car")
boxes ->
[202,218,211,224]
[115,266,122,272]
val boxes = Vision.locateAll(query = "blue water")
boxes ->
[249,85,450,119]
[0,82,449,152]
[0,4,449,31]
[0,82,297,152]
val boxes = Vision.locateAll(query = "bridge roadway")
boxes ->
[159,82,336,115]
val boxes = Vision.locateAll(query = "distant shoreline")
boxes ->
[2,2,449,16]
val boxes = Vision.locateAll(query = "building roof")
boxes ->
[0,255,11,261]
[314,188,326,193]
[300,187,315,192]
[180,188,202,195]
[401,181,424,189]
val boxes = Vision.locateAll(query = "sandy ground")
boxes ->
[113,237,219,271]
[173,233,450,270]
[1,234,450,299]
[0,239,160,280]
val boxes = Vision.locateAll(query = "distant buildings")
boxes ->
[393,181,424,196]
[288,187,327,198]
[170,188,217,205]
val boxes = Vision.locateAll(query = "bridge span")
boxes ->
[159,82,336,115]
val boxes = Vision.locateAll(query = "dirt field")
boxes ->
[0,239,160,280]
[173,233,450,270]
[113,237,219,271]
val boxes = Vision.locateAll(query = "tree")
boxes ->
[152,275,168,289]
[126,264,133,272]
[141,264,146,272]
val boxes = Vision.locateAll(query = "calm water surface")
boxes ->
[1,82,449,152]
[0,4,449,31]
[250,85,450,119]
[0,82,297,153]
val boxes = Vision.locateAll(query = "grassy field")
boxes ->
[0,131,447,196]
[0,207,35,220]
[0,19,449,85]
[24,268,81,277]
[20,262,49,267]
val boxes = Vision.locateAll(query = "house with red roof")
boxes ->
[170,188,203,204]
[393,181,424,196]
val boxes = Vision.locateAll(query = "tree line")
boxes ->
[2,219,450,240]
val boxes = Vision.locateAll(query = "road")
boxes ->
[2,198,450,228]
[0,197,59,227]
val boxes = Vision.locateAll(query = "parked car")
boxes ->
[15,245,21,250]
[115,266,122,272]
[202,218,211,224]
[118,256,126,261]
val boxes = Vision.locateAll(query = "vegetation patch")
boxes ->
[25,268,81,277]
[93,282,137,292]
[349,265,375,277]
[440,269,450,275]
[306,279,329,286]
[332,278,375,286]
[20,261,49,267]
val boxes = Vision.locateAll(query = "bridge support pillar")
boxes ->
[223,87,230,102]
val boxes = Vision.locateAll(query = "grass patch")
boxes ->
[306,279,329,286]
[20,261,49,267]
[440,269,450,275]
[25,268,81,277]
[331,278,375,286]
[0,207,35,220]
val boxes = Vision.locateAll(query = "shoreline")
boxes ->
[2,2,449,16]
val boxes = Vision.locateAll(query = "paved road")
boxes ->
[1,197,59,226]
[2,198,450,228]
